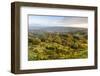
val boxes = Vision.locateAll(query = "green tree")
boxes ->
[53,33,62,44]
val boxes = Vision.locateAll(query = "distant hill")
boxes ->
[29,26,87,33]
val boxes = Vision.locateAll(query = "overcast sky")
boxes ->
[29,15,88,28]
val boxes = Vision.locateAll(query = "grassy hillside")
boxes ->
[28,29,88,61]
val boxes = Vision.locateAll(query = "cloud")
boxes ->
[29,15,88,28]
[60,17,88,25]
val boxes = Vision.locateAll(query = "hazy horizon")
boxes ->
[29,15,88,29]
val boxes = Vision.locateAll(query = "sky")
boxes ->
[29,15,88,28]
